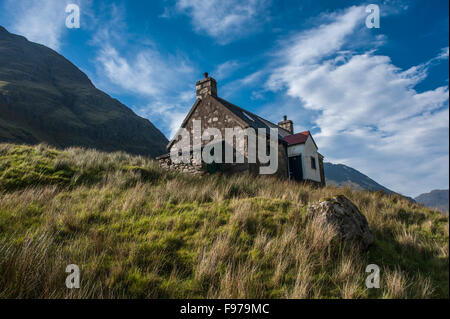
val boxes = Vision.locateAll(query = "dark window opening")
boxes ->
[311,156,316,169]
[289,155,303,181]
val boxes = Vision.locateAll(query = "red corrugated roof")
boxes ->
[284,131,310,145]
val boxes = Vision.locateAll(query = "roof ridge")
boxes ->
[291,130,310,136]
[258,117,291,134]
[214,96,291,135]
[215,96,257,116]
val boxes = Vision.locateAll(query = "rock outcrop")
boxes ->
[307,195,373,250]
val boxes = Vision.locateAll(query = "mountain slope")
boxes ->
[324,162,394,193]
[0,26,168,157]
[415,190,449,215]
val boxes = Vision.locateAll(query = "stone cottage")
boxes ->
[157,73,325,186]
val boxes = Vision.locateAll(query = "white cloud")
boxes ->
[91,6,197,140]
[175,0,270,44]
[95,44,196,139]
[266,6,449,197]
[214,60,241,80]
[97,45,193,98]
[220,69,266,100]
[437,47,449,60]
[0,0,85,50]
[135,102,189,139]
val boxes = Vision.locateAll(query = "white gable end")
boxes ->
[287,135,321,183]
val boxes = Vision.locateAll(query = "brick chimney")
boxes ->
[278,115,293,134]
[196,72,217,99]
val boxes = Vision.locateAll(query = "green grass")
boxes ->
[0,143,448,298]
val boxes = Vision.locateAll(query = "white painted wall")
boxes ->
[287,136,321,182]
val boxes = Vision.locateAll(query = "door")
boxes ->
[288,155,303,181]
[206,147,217,174]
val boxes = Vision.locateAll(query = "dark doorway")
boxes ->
[289,155,303,181]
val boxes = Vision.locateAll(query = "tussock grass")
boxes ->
[0,143,448,298]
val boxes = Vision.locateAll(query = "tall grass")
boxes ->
[0,143,448,298]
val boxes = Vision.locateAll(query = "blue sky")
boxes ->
[0,0,448,197]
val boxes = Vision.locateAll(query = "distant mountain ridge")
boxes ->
[0,26,168,157]
[415,190,449,215]
[324,162,394,193]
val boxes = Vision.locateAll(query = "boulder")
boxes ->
[307,195,373,250]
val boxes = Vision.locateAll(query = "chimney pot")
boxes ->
[278,116,294,134]
[196,73,217,99]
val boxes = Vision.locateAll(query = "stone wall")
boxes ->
[183,95,246,148]
[158,154,205,175]
[276,142,288,178]
[158,145,288,179]
[160,95,304,183]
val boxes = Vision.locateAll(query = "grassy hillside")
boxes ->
[0,143,448,298]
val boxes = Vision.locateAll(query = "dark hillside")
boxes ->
[0,26,168,157]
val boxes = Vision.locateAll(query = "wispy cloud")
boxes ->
[437,46,449,60]
[220,69,266,100]
[91,5,196,139]
[174,0,270,44]
[266,6,449,196]
[96,45,193,98]
[214,60,241,81]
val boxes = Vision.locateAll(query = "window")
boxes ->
[311,156,316,169]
